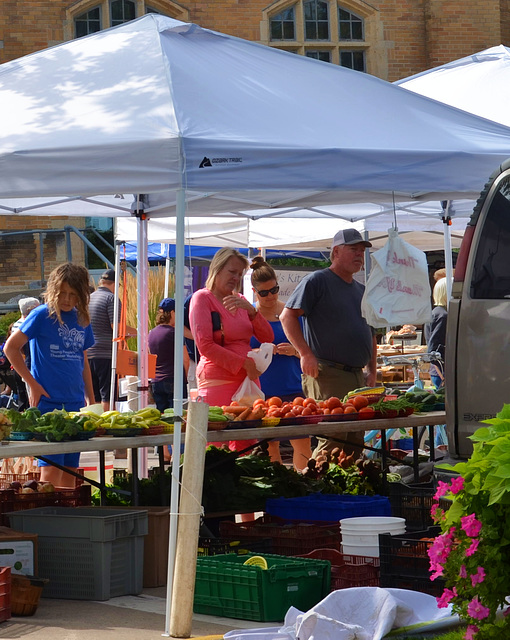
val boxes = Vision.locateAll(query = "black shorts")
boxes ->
[89,358,113,403]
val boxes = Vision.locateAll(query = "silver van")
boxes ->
[447,158,510,458]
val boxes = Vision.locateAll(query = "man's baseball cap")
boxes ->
[332,228,372,248]
[159,298,175,313]
[101,269,116,282]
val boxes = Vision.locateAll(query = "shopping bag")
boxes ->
[231,343,274,405]
[361,229,432,328]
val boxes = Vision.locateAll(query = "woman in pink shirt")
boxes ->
[190,248,274,451]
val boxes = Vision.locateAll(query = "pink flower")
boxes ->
[465,624,479,640]
[466,539,480,557]
[461,514,482,538]
[437,586,457,608]
[467,597,490,621]
[460,565,467,578]
[434,481,450,500]
[470,566,486,587]
[431,505,444,523]
[428,531,455,567]
[450,476,464,494]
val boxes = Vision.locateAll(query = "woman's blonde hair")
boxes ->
[44,263,91,326]
[251,256,277,287]
[433,276,449,307]
[205,248,249,292]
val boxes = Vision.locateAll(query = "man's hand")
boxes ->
[300,353,319,378]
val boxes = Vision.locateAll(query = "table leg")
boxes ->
[412,427,419,483]
[131,449,139,506]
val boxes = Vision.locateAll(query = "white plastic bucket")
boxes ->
[340,516,406,558]
[342,543,380,557]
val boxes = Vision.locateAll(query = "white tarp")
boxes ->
[2,16,510,206]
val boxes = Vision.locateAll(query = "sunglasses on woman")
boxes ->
[254,285,279,297]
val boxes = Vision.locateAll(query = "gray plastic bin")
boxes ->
[6,507,148,600]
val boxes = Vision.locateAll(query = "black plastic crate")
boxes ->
[388,482,435,531]
[379,526,439,584]
[379,573,445,597]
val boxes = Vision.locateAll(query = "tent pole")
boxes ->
[165,243,171,297]
[109,238,122,410]
[136,200,149,478]
[442,201,454,302]
[164,188,186,636]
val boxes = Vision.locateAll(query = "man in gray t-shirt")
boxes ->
[280,228,377,458]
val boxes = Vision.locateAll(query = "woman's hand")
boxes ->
[243,357,261,380]
[276,342,298,357]
[223,295,257,318]
[28,381,50,408]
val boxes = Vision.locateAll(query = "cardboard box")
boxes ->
[0,526,37,576]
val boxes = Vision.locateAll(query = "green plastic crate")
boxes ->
[194,553,331,622]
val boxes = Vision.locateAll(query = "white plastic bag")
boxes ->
[231,343,274,405]
[361,229,432,328]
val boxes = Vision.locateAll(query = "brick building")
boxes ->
[0,0,509,292]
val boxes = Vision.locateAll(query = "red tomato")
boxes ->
[326,396,342,410]
[267,396,283,407]
[358,406,375,419]
[292,397,305,406]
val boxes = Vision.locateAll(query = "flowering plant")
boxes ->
[429,404,510,640]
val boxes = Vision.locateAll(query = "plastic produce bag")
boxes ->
[231,342,273,405]
[361,229,432,328]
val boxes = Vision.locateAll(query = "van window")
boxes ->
[471,180,510,299]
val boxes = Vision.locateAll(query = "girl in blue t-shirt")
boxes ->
[5,263,95,487]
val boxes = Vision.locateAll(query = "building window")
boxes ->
[75,7,102,38]
[338,7,363,40]
[265,0,371,70]
[340,49,365,71]
[270,7,296,40]
[306,50,331,62]
[71,0,189,39]
[304,0,329,40]
[110,0,136,26]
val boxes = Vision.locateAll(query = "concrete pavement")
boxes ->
[0,585,275,639]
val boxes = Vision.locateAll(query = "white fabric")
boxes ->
[1,16,510,204]
[224,588,457,640]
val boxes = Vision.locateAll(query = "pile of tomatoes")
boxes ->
[256,395,376,420]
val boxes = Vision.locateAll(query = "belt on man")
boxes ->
[318,358,363,373]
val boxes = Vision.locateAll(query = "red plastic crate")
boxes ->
[0,485,91,526]
[219,515,340,556]
[297,548,380,591]
[0,566,11,622]
[0,472,40,490]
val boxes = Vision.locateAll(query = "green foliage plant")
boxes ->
[430,403,510,640]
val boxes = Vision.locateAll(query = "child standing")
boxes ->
[5,263,95,487]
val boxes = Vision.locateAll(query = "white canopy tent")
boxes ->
[115,200,472,252]
[3,14,510,634]
[396,45,510,126]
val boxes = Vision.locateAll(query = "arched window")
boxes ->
[270,7,296,40]
[75,7,102,38]
[304,0,329,40]
[69,0,189,39]
[110,0,136,26]
[338,7,363,40]
[263,0,376,73]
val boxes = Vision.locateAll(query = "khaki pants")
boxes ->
[302,363,366,459]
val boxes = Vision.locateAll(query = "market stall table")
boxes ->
[0,410,446,497]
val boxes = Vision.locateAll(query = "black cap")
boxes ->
[101,269,116,282]
[159,298,175,313]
